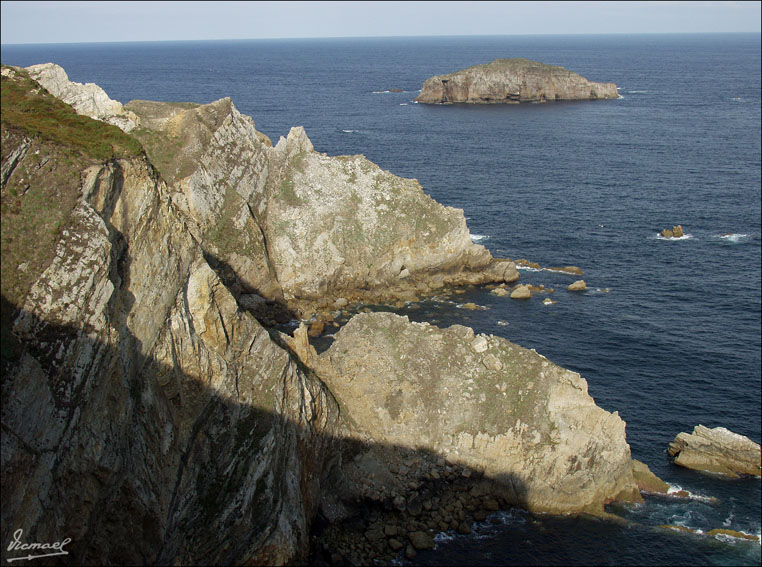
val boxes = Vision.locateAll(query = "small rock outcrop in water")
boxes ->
[660,225,684,238]
[668,425,761,478]
[510,284,531,299]
[414,58,618,104]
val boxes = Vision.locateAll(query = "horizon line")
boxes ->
[2,30,760,47]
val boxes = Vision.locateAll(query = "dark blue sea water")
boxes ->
[3,33,760,565]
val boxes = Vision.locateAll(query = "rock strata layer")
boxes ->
[668,425,761,478]
[414,58,618,104]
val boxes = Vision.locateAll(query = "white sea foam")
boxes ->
[717,233,749,243]
[515,266,541,272]
[399,103,408,106]
[434,531,456,543]
[341,129,359,133]
[711,531,761,545]
[470,234,489,242]
[655,233,694,241]
[666,483,717,504]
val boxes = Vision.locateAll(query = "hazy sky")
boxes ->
[1,1,760,45]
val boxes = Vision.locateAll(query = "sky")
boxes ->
[1,1,760,45]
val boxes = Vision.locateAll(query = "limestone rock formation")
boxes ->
[668,425,761,478]
[25,63,140,132]
[2,62,652,565]
[317,312,641,514]
[2,66,338,565]
[263,128,514,307]
[568,279,587,291]
[414,58,618,104]
[11,63,521,317]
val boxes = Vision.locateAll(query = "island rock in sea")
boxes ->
[414,58,618,104]
[668,425,761,478]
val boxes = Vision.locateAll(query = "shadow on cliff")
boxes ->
[0,293,530,567]
[202,250,298,330]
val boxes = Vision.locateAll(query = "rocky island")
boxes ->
[414,58,619,104]
[3,63,647,565]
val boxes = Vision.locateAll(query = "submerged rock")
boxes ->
[668,425,761,478]
[414,58,618,104]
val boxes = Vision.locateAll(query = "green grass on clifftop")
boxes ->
[0,65,143,161]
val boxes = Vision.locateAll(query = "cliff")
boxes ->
[312,313,640,514]
[3,63,643,565]
[2,65,337,565]
[414,58,618,104]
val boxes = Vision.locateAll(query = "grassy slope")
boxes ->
[0,65,144,366]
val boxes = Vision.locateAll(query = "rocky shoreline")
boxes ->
[2,63,754,566]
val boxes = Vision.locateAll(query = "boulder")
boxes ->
[308,318,326,337]
[414,58,618,104]
[407,531,435,550]
[568,280,587,291]
[667,425,761,478]
[490,287,510,297]
[510,284,531,299]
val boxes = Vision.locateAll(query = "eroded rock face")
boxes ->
[1,79,338,563]
[25,63,140,132]
[21,62,519,313]
[414,58,618,104]
[318,312,640,514]
[668,425,761,478]
[125,98,283,301]
[264,128,501,302]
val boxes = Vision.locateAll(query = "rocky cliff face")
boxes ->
[3,63,643,565]
[414,58,618,104]
[2,66,337,565]
[314,313,641,514]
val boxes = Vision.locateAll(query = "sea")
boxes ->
[2,33,760,566]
